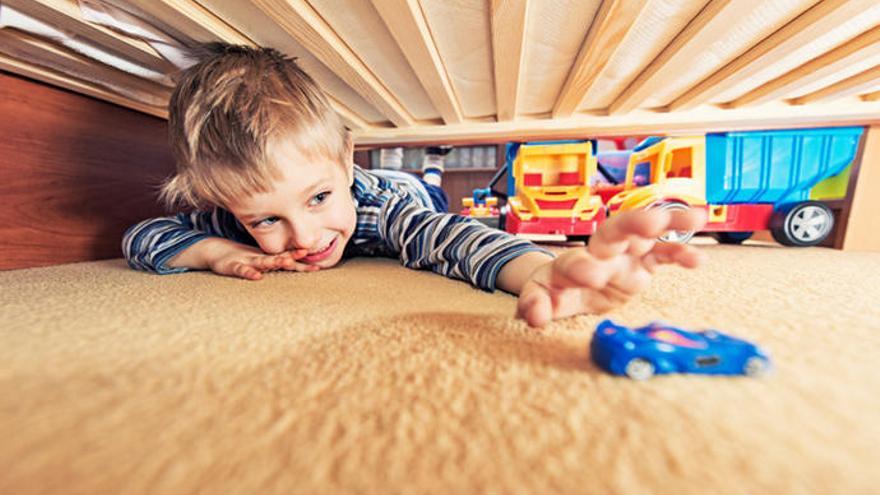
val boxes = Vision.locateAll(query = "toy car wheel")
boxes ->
[743,357,769,377]
[624,358,655,380]
[650,202,695,244]
[712,232,753,244]
[770,201,834,247]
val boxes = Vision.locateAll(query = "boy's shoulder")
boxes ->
[351,165,432,208]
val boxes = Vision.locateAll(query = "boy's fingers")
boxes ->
[517,285,553,328]
[643,243,706,269]
[252,252,316,272]
[670,207,708,231]
[231,262,262,280]
[590,208,708,259]
[548,250,614,290]
[589,209,669,259]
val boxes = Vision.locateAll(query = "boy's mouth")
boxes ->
[302,236,338,263]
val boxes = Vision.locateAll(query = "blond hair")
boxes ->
[160,43,349,210]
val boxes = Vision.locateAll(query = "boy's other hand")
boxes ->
[168,237,317,280]
[516,208,708,327]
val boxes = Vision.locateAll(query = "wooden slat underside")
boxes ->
[0,0,878,144]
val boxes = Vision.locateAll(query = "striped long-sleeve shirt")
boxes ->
[122,165,552,291]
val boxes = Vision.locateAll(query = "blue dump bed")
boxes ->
[705,127,863,205]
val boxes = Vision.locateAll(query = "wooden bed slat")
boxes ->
[490,0,528,122]
[103,0,251,45]
[326,93,369,130]
[668,0,871,111]
[608,0,741,115]
[249,0,414,127]
[371,0,463,124]
[0,54,167,117]
[728,26,880,108]
[3,0,174,74]
[790,65,880,105]
[551,0,649,119]
[0,28,170,107]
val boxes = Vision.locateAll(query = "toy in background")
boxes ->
[502,141,606,241]
[603,127,863,246]
[590,319,772,380]
[461,188,499,217]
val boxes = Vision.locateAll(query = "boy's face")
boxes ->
[226,137,356,269]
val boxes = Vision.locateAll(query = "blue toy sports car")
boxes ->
[590,319,771,380]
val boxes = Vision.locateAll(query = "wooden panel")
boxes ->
[0,71,175,270]
[843,125,880,251]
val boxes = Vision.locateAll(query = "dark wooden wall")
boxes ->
[0,71,175,270]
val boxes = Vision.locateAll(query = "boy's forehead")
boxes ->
[230,153,342,215]
[268,133,338,164]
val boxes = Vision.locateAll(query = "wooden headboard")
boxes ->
[0,71,174,270]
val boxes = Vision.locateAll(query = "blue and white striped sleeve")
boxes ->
[121,209,252,274]
[378,193,554,292]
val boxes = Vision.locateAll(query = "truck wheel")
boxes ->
[770,201,834,247]
[712,232,753,244]
[651,202,695,243]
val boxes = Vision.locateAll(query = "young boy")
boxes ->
[123,43,706,328]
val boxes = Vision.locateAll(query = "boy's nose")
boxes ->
[287,223,319,251]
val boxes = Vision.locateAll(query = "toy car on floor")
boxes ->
[590,319,771,380]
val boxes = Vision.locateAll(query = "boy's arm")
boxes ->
[494,251,555,294]
[122,208,254,273]
[378,194,552,291]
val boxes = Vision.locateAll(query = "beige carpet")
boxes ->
[2,240,879,494]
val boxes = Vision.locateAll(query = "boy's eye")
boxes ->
[252,216,279,228]
[309,191,330,206]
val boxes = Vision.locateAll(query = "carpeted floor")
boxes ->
[1,240,879,494]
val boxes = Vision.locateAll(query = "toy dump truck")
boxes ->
[604,127,863,246]
[503,142,606,240]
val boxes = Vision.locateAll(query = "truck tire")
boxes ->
[770,201,834,247]
[712,232,753,244]
[650,201,695,244]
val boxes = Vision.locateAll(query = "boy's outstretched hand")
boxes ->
[513,208,708,328]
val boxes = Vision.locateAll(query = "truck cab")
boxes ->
[504,142,606,240]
